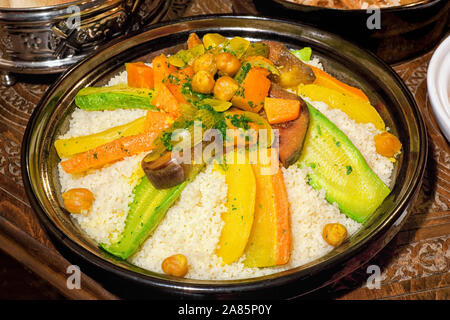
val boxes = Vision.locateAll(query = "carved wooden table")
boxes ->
[0,0,448,300]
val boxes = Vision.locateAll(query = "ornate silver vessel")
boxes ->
[0,0,171,85]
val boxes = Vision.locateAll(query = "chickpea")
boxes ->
[193,53,217,75]
[374,132,402,158]
[161,254,188,277]
[216,52,241,77]
[322,223,347,247]
[62,188,95,214]
[213,76,239,101]
[191,70,215,94]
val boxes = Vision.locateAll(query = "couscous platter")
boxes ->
[22,16,426,299]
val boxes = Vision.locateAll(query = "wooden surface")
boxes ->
[0,0,449,300]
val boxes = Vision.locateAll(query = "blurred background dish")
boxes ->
[251,0,449,63]
[427,35,450,142]
[0,0,171,85]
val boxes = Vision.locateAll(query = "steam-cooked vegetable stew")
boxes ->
[56,33,401,279]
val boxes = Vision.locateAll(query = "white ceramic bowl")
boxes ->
[427,35,450,142]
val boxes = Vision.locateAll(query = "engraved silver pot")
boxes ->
[0,0,171,85]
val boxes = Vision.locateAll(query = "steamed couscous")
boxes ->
[56,34,399,280]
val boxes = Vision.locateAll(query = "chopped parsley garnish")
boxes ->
[162,131,173,151]
[183,119,195,128]
[235,63,251,84]
[196,103,214,112]
[166,73,180,85]
[346,165,353,175]
[218,162,228,172]
[213,116,228,139]
[226,114,252,130]
[223,47,237,56]
[235,87,245,98]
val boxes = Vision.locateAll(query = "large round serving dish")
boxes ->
[0,0,171,78]
[427,35,450,142]
[21,16,427,299]
[251,0,449,64]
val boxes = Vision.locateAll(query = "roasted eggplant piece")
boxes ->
[142,133,222,189]
[268,83,310,167]
[262,41,315,88]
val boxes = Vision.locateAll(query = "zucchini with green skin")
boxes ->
[100,164,204,260]
[75,84,157,111]
[296,102,391,224]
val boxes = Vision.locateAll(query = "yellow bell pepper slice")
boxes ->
[215,152,256,265]
[297,84,385,131]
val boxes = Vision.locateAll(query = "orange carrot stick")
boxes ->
[264,97,300,124]
[244,150,291,267]
[152,54,177,89]
[166,66,194,104]
[60,132,158,174]
[151,83,181,118]
[271,168,291,265]
[252,66,271,78]
[144,110,171,133]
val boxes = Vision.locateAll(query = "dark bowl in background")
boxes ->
[21,16,427,299]
[251,0,449,63]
